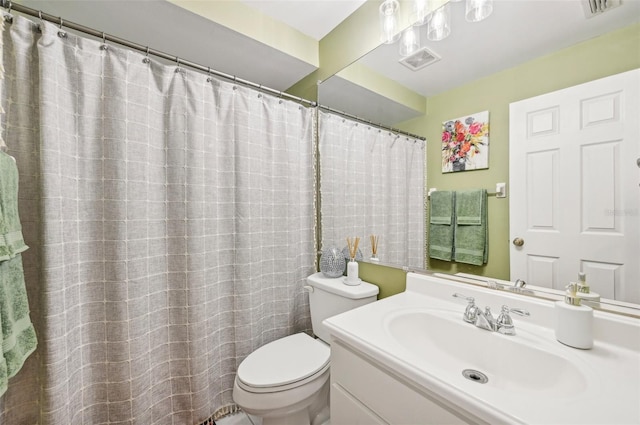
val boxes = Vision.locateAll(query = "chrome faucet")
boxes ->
[453,293,530,335]
[475,306,496,331]
[487,278,534,295]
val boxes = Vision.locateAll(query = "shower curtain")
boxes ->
[319,111,425,268]
[0,16,315,424]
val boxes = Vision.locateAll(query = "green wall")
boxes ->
[367,23,638,296]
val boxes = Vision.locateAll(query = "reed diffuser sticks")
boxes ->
[346,236,360,260]
[370,235,379,256]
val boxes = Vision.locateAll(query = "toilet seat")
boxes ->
[237,333,330,393]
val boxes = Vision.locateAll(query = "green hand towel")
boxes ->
[454,189,488,265]
[0,254,37,397]
[429,191,455,261]
[0,152,28,261]
[455,188,483,225]
[430,190,454,225]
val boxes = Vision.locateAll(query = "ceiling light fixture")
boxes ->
[465,0,493,22]
[379,0,401,44]
[427,3,452,41]
[412,0,430,25]
[399,25,421,56]
[385,0,495,56]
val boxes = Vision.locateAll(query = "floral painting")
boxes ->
[442,111,489,173]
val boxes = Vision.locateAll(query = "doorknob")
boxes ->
[512,237,524,247]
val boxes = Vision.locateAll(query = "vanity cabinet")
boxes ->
[326,272,640,425]
[330,339,474,425]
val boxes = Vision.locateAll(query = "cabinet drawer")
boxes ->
[331,383,388,425]
[331,339,469,425]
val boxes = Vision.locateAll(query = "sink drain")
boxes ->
[462,369,488,384]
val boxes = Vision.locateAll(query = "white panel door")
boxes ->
[510,69,640,303]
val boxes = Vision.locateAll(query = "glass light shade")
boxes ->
[412,0,429,25]
[379,0,401,44]
[465,0,493,22]
[427,3,451,41]
[399,26,421,56]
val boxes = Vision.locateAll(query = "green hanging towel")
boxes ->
[0,152,28,261]
[428,191,455,261]
[0,152,36,397]
[454,189,488,265]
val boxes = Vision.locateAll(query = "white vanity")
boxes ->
[323,272,640,425]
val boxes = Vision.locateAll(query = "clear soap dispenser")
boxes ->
[555,282,593,349]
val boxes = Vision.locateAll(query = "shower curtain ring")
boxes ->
[143,46,150,64]
[4,1,13,23]
[206,67,212,83]
[57,17,67,38]
[100,32,108,50]
[175,57,183,73]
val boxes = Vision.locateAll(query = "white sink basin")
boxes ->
[324,272,640,424]
[384,308,588,397]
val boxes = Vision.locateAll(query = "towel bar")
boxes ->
[428,183,506,199]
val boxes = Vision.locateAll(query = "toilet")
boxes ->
[232,272,379,425]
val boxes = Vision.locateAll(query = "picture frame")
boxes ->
[442,111,490,173]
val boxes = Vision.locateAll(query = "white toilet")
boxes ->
[232,272,379,425]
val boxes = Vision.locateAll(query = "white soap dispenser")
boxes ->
[555,282,593,349]
[576,272,601,303]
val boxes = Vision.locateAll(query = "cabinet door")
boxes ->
[331,340,471,424]
[331,383,388,425]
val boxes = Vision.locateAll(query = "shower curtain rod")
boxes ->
[0,1,426,142]
[0,0,317,107]
[318,104,426,141]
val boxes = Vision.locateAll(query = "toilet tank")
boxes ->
[306,272,379,343]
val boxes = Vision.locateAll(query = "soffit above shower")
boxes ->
[16,0,321,92]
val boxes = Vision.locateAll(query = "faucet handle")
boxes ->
[452,293,479,324]
[452,293,474,302]
[496,305,530,336]
[508,307,530,317]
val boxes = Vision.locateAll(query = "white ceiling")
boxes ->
[13,0,640,128]
[320,0,640,126]
[361,0,640,98]
[238,0,367,40]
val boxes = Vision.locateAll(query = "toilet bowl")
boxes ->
[232,333,330,425]
[232,273,379,425]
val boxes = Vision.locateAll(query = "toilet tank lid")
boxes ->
[307,272,379,299]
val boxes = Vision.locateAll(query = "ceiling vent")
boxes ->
[399,47,441,72]
[582,0,622,17]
